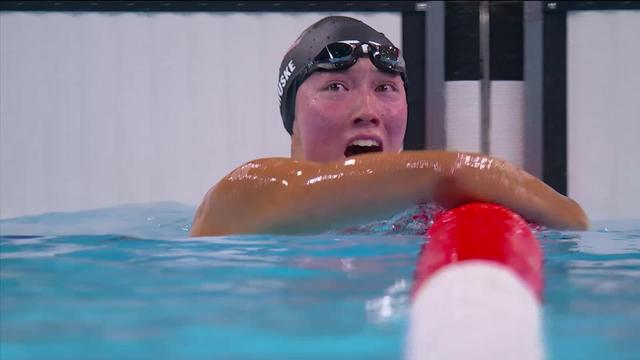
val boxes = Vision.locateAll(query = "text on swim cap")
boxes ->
[277,60,296,104]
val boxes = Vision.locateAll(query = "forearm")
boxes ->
[190,151,588,236]
[430,152,588,230]
[297,151,587,231]
[190,154,434,236]
[268,153,438,233]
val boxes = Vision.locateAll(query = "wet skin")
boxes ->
[190,152,588,236]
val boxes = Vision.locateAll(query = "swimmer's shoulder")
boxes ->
[227,157,295,173]
[191,157,311,236]
[222,157,321,182]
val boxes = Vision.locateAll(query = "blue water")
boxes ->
[1,202,639,359]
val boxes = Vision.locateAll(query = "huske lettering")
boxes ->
[277,60,296,97]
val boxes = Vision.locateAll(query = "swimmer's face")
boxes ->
[291,58,407,162]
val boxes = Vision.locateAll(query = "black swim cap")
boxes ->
[277,16,406,135]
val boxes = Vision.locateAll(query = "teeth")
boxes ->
[349,139,380,147]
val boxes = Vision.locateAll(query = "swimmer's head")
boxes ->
[277,16,407,136]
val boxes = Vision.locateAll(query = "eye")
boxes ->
[325,82,348,91]
[375,83,398,92]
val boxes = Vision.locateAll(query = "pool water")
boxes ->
[1,202,639,359]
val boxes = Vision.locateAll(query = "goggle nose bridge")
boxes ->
[338,40,383,55]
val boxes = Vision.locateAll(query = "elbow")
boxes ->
[566,200,590,231]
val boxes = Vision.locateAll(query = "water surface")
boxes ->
[1,203,638,359]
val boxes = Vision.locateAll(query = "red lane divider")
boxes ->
[407,203,544,360]
[413,202,543,300]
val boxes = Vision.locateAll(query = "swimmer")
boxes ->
[190,16,588,236]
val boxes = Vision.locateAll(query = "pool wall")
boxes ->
[565,10,640,220]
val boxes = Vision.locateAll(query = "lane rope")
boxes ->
[407,203,544,360]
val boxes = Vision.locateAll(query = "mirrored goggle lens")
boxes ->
[372,45,401,68]
[316,43,355,64]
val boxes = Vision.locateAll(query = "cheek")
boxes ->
[300,106,337,141]
[295,99,350,162]
[298,99,345,143]
[384,102,408,144]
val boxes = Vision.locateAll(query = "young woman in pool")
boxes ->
[190,16,588,236]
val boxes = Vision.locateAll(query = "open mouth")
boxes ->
[344,139,383,158]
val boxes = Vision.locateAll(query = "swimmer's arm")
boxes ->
[190,151,589,236]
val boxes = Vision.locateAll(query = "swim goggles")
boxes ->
[306,40,406,76]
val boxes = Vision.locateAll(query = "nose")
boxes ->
[351,92,381,127]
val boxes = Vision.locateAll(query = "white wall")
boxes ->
[445,81,526,169]
[567,10,640,220]
[0,12,401,219]
[445,82,481,153]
